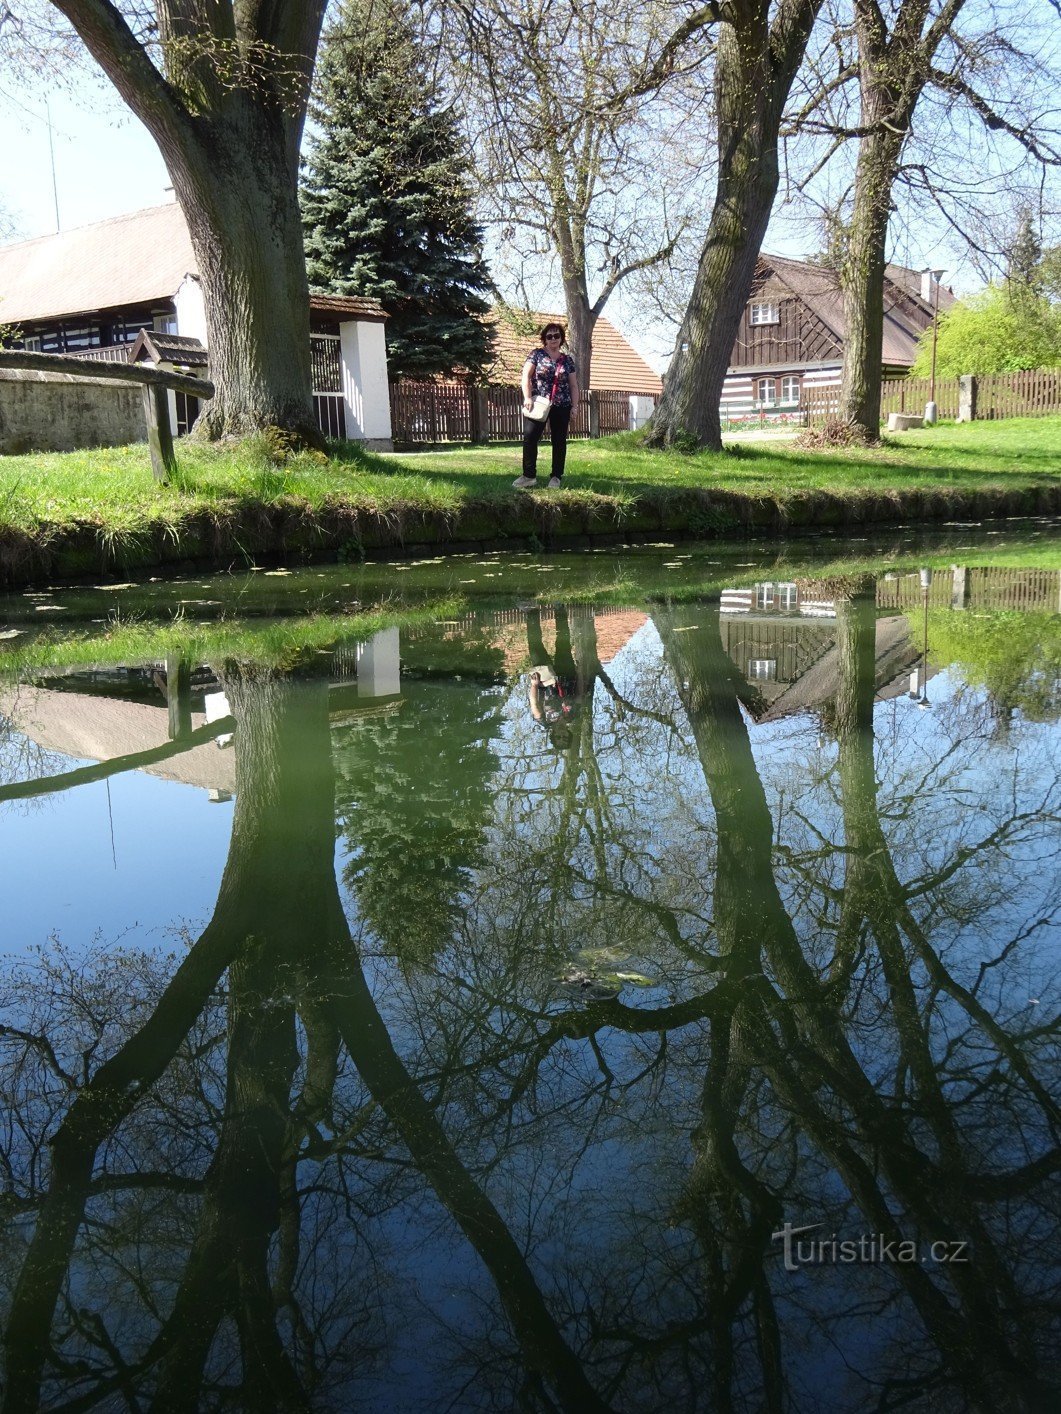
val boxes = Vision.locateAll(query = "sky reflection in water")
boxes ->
[0,548,1059,1413]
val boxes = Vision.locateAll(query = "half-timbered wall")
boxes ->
[729,290,842,372]
[14,302,176,355]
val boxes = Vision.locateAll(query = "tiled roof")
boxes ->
[0,204,196,323]
[0,204,387,326]
[484,306,662,392]
[759,253,956,369]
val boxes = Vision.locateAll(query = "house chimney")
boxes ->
[920,268,936,302]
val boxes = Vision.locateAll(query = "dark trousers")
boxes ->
[522,404,572,480]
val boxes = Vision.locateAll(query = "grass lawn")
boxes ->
[386,416,1061,496]
[0,417,1056,531]
[0,418,1058,584]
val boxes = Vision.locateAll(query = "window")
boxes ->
[750,302,780,325]
[757,582,797,611]
[781,376,800,403]
[756,377,775,405]
[154,314,179,335]
[23,335,41,352]
[748,659,777,681]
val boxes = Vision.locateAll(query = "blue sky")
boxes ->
[1,81,170,237]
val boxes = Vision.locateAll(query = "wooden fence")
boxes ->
[974,368,1061,420]
[803,367,1061,427]
[389,380,656,444]
[875,566,1061,613]
[880,375,960,419]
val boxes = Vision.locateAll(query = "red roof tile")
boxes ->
[485,306,662,392]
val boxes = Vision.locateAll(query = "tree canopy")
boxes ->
[911,285,1061,377]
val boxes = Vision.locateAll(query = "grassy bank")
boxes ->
[0,418,1059,585]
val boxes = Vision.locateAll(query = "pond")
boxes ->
[1,533,1059,1412]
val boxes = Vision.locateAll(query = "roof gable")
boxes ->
[751,253,956,371]
[485,306,661,392]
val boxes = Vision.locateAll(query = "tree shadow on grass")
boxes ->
[355,433,1061,503]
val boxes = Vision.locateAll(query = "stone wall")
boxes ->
[0,369,145,454]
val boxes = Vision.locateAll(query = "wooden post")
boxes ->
[142,382,177,483]
[588,389,601,439]
[470,386,489,443]
[950,565,970,611]
[165,654,192,740]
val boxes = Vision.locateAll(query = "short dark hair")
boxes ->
[540,322,566,345]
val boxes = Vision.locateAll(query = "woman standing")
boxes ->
[512,323,579,488]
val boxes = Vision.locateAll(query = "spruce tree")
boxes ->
[301,0,494,380]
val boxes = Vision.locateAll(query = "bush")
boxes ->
[911,285,1061,377]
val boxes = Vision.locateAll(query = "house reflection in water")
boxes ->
[720,577,933,721]
[0,628,406,798]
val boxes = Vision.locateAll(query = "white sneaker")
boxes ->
[547,477,563,488]
[512,475,538,488]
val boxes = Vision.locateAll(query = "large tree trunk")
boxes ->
[838,126,904,437]
[647,3,821,451]
[839,0,963,438]
[556,224,596,388]
[168,106,318,442]
[837,3,911,442]
[50,1,327,444]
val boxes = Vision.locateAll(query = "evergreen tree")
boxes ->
[301,0,495,380]
[1005,208,1043,313]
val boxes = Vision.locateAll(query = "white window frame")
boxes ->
[781,376,800,403]
[748,659,777,681]
[23,335,42,352]
[750,302,780,325]
[756,377,776,406]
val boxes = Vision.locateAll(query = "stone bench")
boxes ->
[887,412,924,432]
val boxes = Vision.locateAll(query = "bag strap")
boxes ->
[548,354,566,400]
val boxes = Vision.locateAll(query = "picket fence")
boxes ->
[802,367,1061,427]
[389,381,655,444]
[975,368,1061,419]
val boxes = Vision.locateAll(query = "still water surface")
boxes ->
[1,539,1059,1411]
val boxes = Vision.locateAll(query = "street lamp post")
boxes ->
[924,269,946,424]
[908,567,933,707]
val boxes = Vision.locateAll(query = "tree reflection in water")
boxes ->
[0,597,1058,1413]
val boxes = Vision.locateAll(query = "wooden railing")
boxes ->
[389,380,658,444]
[0,349,213,481]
